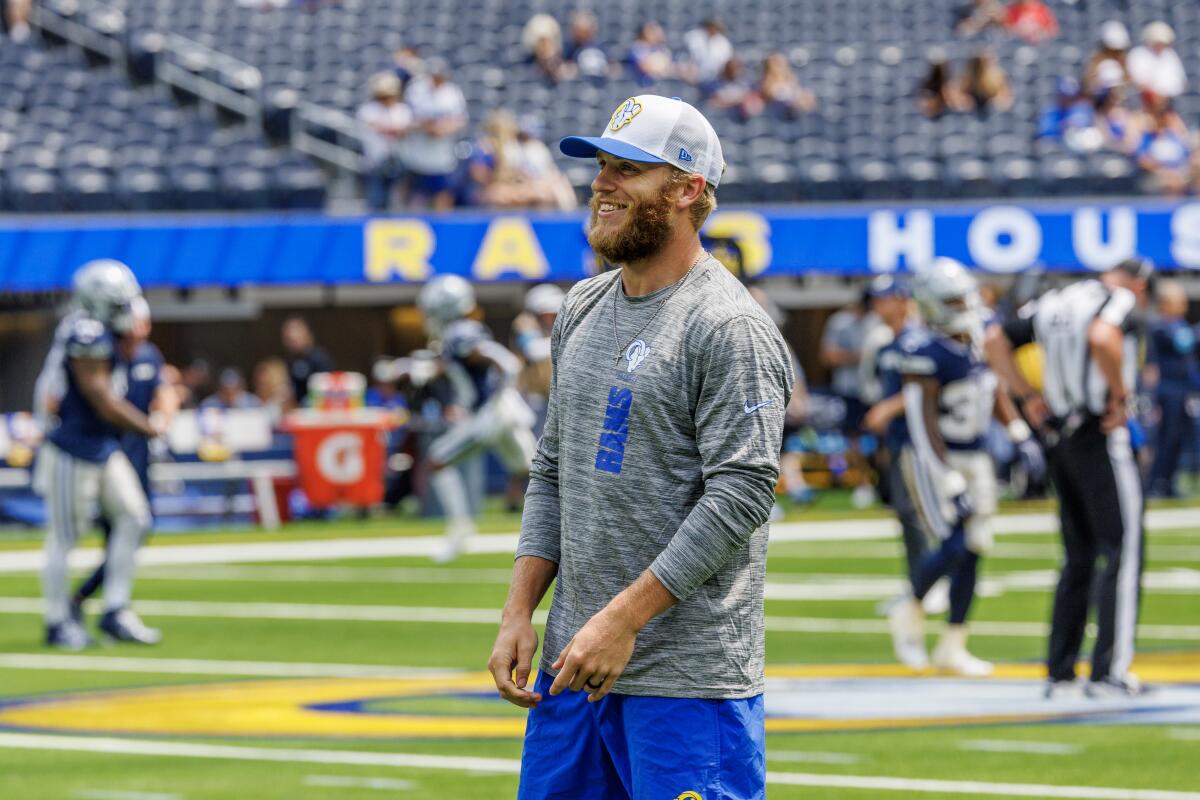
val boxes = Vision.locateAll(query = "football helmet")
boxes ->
[524,283,565,316]
[418,275,476,335]
[72,259,142,326]
[912,258,983,340]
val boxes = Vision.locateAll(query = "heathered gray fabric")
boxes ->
[515,256,792,699]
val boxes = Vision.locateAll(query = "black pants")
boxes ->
[1046,417,1144,683]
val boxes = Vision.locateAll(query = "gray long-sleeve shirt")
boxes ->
[515,257,792,699]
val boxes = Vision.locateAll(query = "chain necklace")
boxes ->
[611,251,707,365]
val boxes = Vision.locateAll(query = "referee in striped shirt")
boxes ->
[984,257,1152,698]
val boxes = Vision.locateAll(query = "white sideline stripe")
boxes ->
[304,775,416,791]
[0,653,464,679]
[765,770,1200,800]
[140,565,517,584]
[0,734,1193,800]
[0,597,1197,641]
[767,750,861,765]
[959,739,1082,756]
[0,732,521,774]
[0,506,1197,575]
[78,792,183,800]
[1168,728,1200,741]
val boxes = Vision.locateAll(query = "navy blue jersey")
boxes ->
[1148,318,1197,389]
[897,328,996,451]
[441,319,497,410]
[117,341,163,487]
[46,316,123,463]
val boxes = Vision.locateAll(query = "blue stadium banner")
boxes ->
[2,201,1199,291]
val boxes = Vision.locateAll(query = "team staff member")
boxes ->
[984,257,1152,697]
[488,95,791,800]
[1145,280,1198,498]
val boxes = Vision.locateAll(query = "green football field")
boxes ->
[0,497,1197,800]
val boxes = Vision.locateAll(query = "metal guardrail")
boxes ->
[293,102,365,175]
[31,0,124,62]
[157,33,263,120]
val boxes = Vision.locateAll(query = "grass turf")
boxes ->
[0,499,1196,799]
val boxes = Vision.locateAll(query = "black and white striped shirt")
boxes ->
[1002,279,1138,419]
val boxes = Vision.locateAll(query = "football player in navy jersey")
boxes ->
[69,296,178,642]
[886,259,1045,675]
[33,261,164,650]
[415,275,537,562]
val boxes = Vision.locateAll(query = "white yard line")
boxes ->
[959,739,1082,756]
[138,565,517,584]
[0,507,1196,575]
[765,770,1200,800]
[1167,728,1200,741]
[303,775,416,791]
[77,792,183,800]
[0,653,463,679]
[1,597,1197,640]
[0,733,1194,800]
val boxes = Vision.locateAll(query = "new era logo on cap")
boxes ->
[559,95,725,187]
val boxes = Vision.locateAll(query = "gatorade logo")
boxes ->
[316,432,365,484]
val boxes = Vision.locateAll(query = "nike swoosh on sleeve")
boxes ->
[743,400,773,414]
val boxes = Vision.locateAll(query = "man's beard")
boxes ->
[587,190,674,265]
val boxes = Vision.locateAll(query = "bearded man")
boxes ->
[486,95,792,800]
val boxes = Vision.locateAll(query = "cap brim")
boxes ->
[559,135,668,164]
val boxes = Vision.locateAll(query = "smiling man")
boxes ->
[486,95,792,800]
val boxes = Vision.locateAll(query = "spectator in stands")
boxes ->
[707,57,760,118]
[366,358,408,411]
[918,51,967,119]
[627,21,674,86]
[357,72,412,212]
[1146,280,1198,499]
[515,115,577,210]
[1004,0,1057,44]
[282,316,334,406]
[1094,76,1141,155]
[465,111,576,210]
[563,10,610,81]
[1083,21,1131,98]
[3,0,31,42]
[955,0,1005,38]
[403,58,468,211]
[522,13,569,84]
[200,368,262,411]
[758,52,817,117]
[252,357,295,426]
[959,50,1014,117]
[684,19,733,94]
[1135,100,1192,196]
[391,46,423,93]
[1128,22,1187,106]
[1037,76,1097,151]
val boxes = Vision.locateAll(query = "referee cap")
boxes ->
[559,95,726,188]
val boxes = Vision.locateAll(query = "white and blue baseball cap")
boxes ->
[560,95,725,188]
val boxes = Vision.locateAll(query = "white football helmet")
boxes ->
[524,283,565,316]
[418,275,475,335]
[72,259,142,326]
[912,258,983,340]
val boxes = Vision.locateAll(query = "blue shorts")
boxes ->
[518,672,765,800]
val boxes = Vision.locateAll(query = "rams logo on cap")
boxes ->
[609,97,642,131]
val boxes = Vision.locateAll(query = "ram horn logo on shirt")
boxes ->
[674,792,703,800]
[624,339,649,373]
[609,97,643,131]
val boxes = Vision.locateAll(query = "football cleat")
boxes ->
[1084,674,1147,699]
[1044,679,1082,700]
[887,596,929,670]
[46,620,92,651]
[99,608,162,645]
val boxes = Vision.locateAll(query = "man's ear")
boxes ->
[674,174,706,210]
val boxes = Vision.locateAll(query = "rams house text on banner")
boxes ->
[2,201,1200,291]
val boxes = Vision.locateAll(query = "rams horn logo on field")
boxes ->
[609,97,643,131]
[674,793,704,800]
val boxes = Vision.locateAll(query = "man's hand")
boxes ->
[488,618,542,708]
[548,606,637,703]
[1102,393,1129,434]
[1018,392,1050,431]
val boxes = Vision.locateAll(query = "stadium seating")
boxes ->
[3,0,1200,209]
